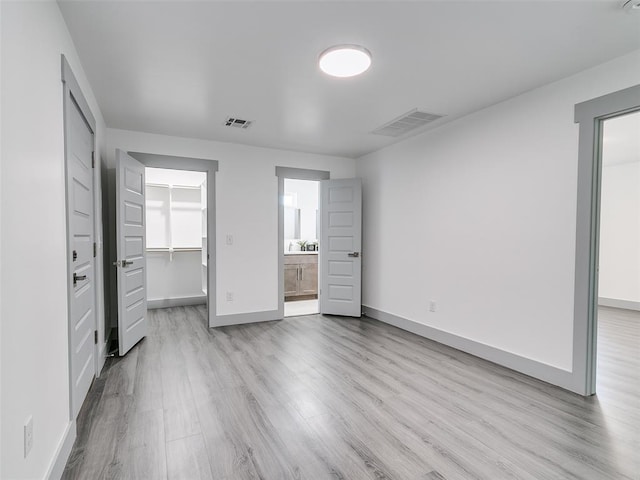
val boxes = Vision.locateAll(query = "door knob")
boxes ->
[347,252,360,258]
[113,259,134,267]
[73,273,87,286]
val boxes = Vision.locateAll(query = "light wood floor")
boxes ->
[63,306,639,480]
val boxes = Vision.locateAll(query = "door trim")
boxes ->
[61,55,98,419]
[573,84,640,395]
[275,167,329,318]
[128,152,218,328]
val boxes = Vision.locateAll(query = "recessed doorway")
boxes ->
[283,178,320,317]
[596,111,640,398]
[145,167,208,314]
[276,167,329,319]
[573,84,640,396]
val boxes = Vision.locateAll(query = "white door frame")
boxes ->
[573,84,640,396]
[61,55,99,419]
[128,152,218,328]
[275,167,329,318]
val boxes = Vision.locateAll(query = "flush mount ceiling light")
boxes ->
[319,45,372,78]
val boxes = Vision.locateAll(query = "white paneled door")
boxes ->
[116,150,148,355]
[320,178,362,317]
[67,97,96,419]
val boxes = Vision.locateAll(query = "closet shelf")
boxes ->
[147,247,202,253]
[146,182,201,190]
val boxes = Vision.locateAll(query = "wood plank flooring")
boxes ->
[62,306,639,480]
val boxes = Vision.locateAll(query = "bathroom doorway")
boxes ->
[283,178,320,317]
[276,167,329,318]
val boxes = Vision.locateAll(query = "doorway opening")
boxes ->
[573,84,639,396]
[276,167,329,318]
[283,178,320,317]
[595,111,640,397]
[106,151,217,357]
[145,167,209,323]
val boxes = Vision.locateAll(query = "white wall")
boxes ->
[145,168,206,303]
[147,251,204,303]
[106,128,355,316]
[1,2,106,479]
[0,0,4,467]
[284,178,319,247]
[356,50,640,372]
[145,167,206,187]
[285,179,319,211]
[599,161,640,306]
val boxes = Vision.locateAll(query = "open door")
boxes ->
[320,178,362,317]
[115,149,148,355]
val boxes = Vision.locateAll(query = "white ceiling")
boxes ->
[603,111,640,166]
[58,1,640,159]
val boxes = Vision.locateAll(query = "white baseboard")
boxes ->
[598,297,640,311]
[97,340,107,377]
[148,295,206,309]
[362,305,580,395]
[213,309,281,327]
[45,419,76,480]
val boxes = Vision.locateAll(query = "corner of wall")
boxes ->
[1,2,106,478]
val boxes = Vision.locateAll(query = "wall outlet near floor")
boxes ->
[429,300,437,312]
[226,291,234,302]
[24,416,33,458]
[225,234,233,245]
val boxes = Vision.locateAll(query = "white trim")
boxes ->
[44,420,76,480]
[362,306,580,394]
[146,247,202,253]
[212,309,280,327]
[598,298,640,311]
[61,57,95,130]
[148,295,207,309]
[573,84,640,395]
[97,341,106,377]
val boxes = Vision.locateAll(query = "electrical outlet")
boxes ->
[226,291,234,302]
[225,234,233,246]
[24,416,33,458]
[429,300,437,312]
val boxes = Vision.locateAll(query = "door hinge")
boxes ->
[94,331,98,344]
[91,151,95,168]
[93,242,97,257]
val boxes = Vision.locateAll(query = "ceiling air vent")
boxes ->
[224,117,252,129]
[371,109,443,137]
